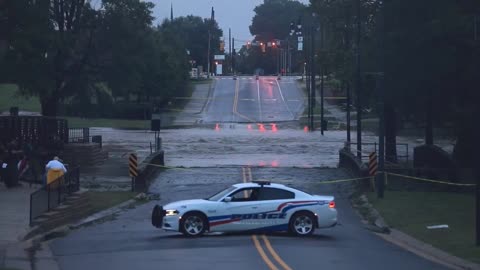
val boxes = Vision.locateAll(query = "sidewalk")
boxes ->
[0,183,38,269]
[172,80,214,126]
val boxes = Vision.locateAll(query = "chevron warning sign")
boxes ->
[129,153,138,177]
[368,152,378,176]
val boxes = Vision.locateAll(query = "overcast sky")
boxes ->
[149,0,309,47]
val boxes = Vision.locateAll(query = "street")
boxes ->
[50,167,446,270]
[48,77,447,270]
[204,76,304,123]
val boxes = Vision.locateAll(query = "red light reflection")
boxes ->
[304,126,309,133]
[271,123,278,133]
[271,161,279,167]
[215,123,220,131]
[258,124,266,132]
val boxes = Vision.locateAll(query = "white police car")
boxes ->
[151,181,337,237]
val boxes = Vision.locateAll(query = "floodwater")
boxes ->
[90,125,455,169]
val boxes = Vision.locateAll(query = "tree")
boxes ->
[245,0,306,74]
[4,0,98,117]
[159,15,222,72]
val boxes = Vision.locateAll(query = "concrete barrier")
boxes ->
[134,150,165,192]
[339,147,368,177]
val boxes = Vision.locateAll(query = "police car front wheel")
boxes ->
[181,212,207,237]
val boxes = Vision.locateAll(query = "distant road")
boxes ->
[203,76,305,123]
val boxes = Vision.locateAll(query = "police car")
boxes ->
[151,181,337,237]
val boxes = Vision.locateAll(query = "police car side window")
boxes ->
[230,188,259,202]
[258,188,295,200]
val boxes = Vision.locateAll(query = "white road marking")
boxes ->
[275,79,295,119]
[257,80,262,122]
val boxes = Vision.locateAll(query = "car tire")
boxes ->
[151,205,164,228]
[289,211,315,236]
[180,212,207,237]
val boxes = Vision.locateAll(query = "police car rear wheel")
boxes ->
[289,212,315,236]
[181,212,207,237]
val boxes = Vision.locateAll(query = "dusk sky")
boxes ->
[149,0,309,48]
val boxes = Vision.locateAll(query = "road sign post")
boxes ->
[129,153,138,192]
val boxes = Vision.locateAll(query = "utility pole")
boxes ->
[229,28,232,74]
[310,25,316,132]
[376,0,386,199]
[356,0,363,158]
[207,7,215,79]
[232,38,235,73]
[305,26,311,130]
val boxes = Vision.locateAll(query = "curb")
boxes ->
[6,197,146,270]
[377,229,480,270]
[198,79,216,115]
[70,198,138,230]
[352,193,480,270]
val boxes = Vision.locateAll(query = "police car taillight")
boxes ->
[329,201,335,208]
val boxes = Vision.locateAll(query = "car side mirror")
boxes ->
[223,197,232,202]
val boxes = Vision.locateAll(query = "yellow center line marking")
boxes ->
[261,235,293,270]
[248,167,294,270]
[252,235,280,270]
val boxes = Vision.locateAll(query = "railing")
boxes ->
[29,166,80,225]
[68,128,90,143]
[346,142,410,165]
[68,128,102,147]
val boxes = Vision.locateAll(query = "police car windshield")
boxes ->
[207,186,236,201]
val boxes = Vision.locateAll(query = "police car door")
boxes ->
[255,187,296,230]
[211,187,266,232]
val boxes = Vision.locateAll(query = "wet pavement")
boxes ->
[50,167,447,270]
[48,76,449,270]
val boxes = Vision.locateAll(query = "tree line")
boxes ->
[0,0,222,118]
[309,0,480,166]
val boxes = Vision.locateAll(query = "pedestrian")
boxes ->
[45,156,67,186]
[4,148,19,188]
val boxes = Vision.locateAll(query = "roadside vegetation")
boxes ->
[87,191,139,213]
[0,0,222,122]
[367,191,480,264]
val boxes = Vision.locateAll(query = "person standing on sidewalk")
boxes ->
[45,156,67,186]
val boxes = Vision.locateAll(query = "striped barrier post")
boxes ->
[129,153,138,192]
[369,152,378,191]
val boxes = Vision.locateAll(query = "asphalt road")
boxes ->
[48,78,447,269]
[204,76,304,123]
[50,168,447,270]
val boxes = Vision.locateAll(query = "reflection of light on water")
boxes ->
[271,123,278,133]
[271,160,279,167]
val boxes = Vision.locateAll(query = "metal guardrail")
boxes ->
[346,141,410,164]
[29,166,80,225]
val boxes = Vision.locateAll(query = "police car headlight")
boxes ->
[165,210,179,216]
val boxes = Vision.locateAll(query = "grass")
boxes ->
[65,117,149,129]
[367,191,480,264]
[86,191,138,213]
[0,84,41,113]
